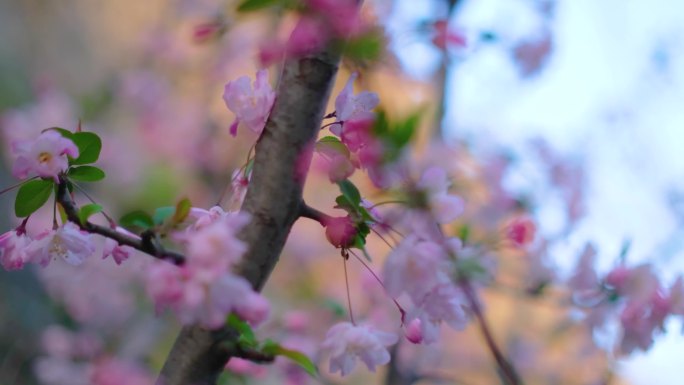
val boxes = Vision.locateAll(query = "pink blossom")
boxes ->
[147,261,252,328]
[223,69,275,136]
[320,322,397,376]
[383,235,450,301]
[192,21,224,43]
[186,214,249,277]
[417,166,465,224]
[102,238,134,265]
[287,17,329,55]
[225,357,268,377]
[229,169,250,209]
[102,227,138,265]
[258,39,286,67]
[0,229,31,270]
[307,0,366,37]
[90,358,153,385]
[146,210,269,328]
[26,223,94,267]
[618,300,658,354]
[11,130,79,182]
[568,243,603,306]
[340,117,374,152]
[283,311,311,332]
[409,283,469,344]
[431,20,467,50]
[34,357,90,385]
[668,277,684,316]
[333,73,379,134]
[404,318,423,344]
[41,326,102,359]
[505,216,536,247]
[606,264,659,302]
[324,153,356,183]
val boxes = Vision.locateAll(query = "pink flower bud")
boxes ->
[324,216,356,248]
[405,318,423,344]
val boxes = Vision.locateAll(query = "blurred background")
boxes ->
[0,0,682,384]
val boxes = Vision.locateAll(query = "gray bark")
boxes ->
[156,35,343,385]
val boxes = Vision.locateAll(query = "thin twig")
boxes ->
[0,176,38,196]
[299,202,333,225]
[343,254,355,325]
[71,181,117,227]
[56,179,185,265]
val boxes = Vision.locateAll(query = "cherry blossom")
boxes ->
[146,262,269,328]
[146,210,268,328]
[11,130,79,182]
[0,228,31,270]
[26,223,95,267]
[90,358,153,385]
[102,227,138,265]
[223,69,275,137]
[320,322,397,376]
[505,216,536,247]
[417,166,464,224]
[332,73,379,134]
[383,235,451,301]
[408,283,469,344]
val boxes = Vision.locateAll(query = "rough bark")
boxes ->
[156,38,342,385]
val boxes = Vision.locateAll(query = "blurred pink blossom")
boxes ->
[320,322,397,376]
[0,229,31,270]
[223,69,276,137]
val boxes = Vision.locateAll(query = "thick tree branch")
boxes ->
[56,179,185,265]
[156,21,349,385]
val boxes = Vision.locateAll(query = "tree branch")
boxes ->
[56,179,185,265]
[156,18,349,385]
[460,280,523,385]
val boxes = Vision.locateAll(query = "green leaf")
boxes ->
[391,112,420,148]
[79,87,113,121]
[68,165,105,182]
[69,132,102,165]
[173,197,192,224]
[236,0,281,12]
[337,180,361,206]
[315,136,350,157]
[261,341,317,377]
[455,258,487,280]
[342,31,384,62]
[153,207,175,226]
[119,210,154,230]
[458,224,470,245]
[322,298,346,317]
[226,314,257,348]
[15,179,54,217]
[78,203,103,225]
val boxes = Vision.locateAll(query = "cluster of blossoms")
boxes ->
[146,206,269,328]
[569,244,684,354]
[0,129,137,272]
[35,326,153,385]
[257,0,373,66]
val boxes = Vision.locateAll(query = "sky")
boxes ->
[388,0,684,383]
